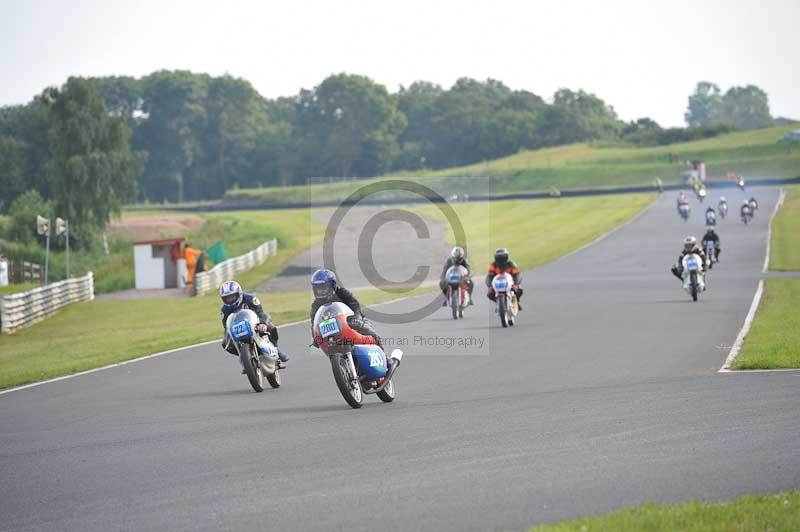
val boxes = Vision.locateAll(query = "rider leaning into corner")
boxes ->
[439,246,475,306]
[220,280,290,362]
[670,236,707,280]
[486,247,524,309]
[702,228,721,261]
[310,269,383,350]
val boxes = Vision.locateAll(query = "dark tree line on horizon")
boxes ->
[1,72,773,210]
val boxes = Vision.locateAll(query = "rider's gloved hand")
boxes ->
[255,323,269,335]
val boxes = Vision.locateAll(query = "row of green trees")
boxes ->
[1,73,774,214]
[1,78,140,247]
[685,82,772,130]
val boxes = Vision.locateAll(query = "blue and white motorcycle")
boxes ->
[226,309,281,392]
[681,253,706,302]
[491,272,519,327]
[312,302,402,409]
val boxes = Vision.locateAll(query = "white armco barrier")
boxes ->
[193,239,277,297]
[0,272,94,334]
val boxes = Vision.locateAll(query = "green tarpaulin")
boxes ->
[207,241,228,265]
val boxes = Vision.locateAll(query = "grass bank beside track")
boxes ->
[530,490,800,531]
[732,279,800,370]
[225,125,800,206]
[409,193,655,270]
[0,193,654,389]
[769,185,800,271]
[732,185,800,370]
[0,283,38,296]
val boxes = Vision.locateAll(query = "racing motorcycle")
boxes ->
[445,264,470,319]
[312,302,402,409]
[741,205,753,224]
[705,240,717,270]
[705,209,716,226]
[718,202,728,219]
[749,198,759,213]
[226,309,281,392]
[681,253,706,302]
[697,188,707,202]
[491,272,519,327]
[738,178,746,191]
[678,203,690,221]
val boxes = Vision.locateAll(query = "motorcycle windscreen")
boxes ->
[230,311,255,341]
[352,345,388,380]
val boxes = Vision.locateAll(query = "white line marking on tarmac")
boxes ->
[0,317,311,396]
[719,279,764,372]
[762,188,786,273]
[719,188,787,373]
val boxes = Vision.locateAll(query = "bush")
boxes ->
[5,190,51,243]
[623,123,735,146]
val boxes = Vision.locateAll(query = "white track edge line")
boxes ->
[719,187,787,373]
[718,367,800,373]
[718,279,764,372]
[0,317,310,396]
[762,188,786,273]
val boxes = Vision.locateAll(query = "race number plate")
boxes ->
[493,278,509,291]
[686,258,699,270]
[448,273,461,283]
[231,320,251,340]
[319,318,341,338]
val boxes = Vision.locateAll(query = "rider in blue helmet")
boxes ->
[309,269,382,349]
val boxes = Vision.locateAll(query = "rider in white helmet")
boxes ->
[670,236,707,280]
[439,246,474,306]
[220,280,289,362]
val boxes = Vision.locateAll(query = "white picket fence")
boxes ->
[0,272,94,334]
[193,239,278,296]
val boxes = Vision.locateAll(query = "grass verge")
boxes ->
[409,193,655,270]
[769,185,800,271]
[530,490,800,531]
[731,279,800,369]
[0,283,39,297]
[225,125,800,206]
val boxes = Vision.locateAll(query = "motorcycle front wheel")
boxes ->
[450,288,459,320]
[499,294,508,328]
[330,353,363,409]
[240,343,265,392]
[690,272,699,302]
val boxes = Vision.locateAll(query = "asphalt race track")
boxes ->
[1,187,798,532]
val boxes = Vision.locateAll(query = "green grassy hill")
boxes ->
[224,125,800,206]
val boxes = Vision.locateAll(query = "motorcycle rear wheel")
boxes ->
[377,376,395,403]
[267,368,281,388]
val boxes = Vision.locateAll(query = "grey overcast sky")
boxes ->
[1,0,797,126]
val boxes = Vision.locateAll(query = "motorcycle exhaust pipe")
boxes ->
[363,350,402,394]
